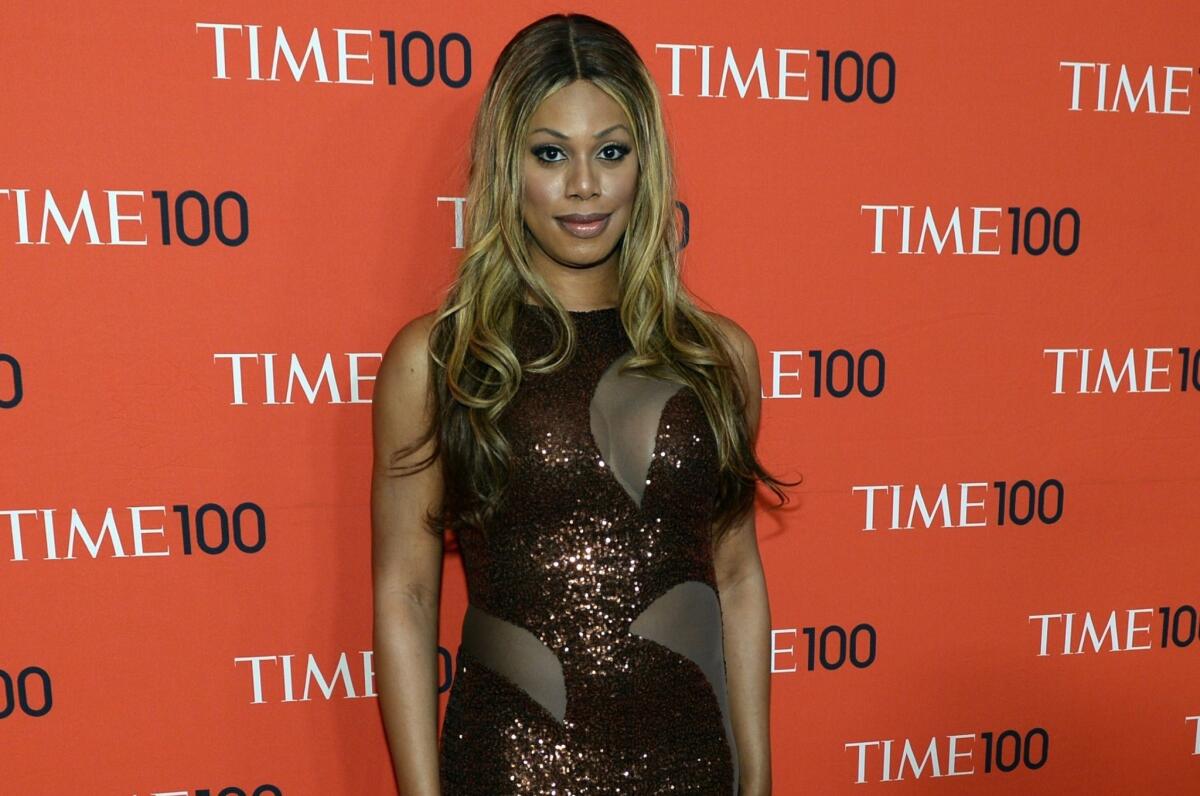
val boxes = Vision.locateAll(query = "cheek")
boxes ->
[612,165,639,210]
[522,169,558,219]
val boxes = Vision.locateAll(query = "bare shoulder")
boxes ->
[377,309,440,387]
[702,310,760,378]
[372,310,441,464]
[699,309,763,433]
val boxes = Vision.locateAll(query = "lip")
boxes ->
[555,212,611,239]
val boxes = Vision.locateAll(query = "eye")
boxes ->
[531,143,632,165]
[599,143,631,161]
[532,145,565,164]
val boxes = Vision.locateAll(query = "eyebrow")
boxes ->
[530,123,631,139]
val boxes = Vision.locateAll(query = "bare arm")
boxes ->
[371,312,445,795]
[712,316,772,796]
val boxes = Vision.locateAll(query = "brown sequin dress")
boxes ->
[439,302,738,795]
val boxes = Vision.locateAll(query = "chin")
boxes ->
[558,240,622,267]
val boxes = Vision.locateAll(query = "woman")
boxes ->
[371,12,796,795]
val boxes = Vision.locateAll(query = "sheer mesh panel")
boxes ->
[461,604,567,723]
[630,580,739,790]
[589,351,686,508]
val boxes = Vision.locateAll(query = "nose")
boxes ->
[566,156,599,200]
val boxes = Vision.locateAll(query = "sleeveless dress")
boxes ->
[438,302,739,795]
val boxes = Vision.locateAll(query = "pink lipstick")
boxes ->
[556,212,611,239]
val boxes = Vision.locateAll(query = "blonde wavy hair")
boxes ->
[396,12,799,542]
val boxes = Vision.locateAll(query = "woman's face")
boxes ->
[522,79,640,275]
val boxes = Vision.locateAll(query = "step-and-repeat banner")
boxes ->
[3,2,1197,793]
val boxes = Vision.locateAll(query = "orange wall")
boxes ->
[3,2,1198,793]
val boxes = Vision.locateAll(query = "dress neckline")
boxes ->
[519,302,619,316]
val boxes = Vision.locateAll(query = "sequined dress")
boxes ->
[438,302,738,795]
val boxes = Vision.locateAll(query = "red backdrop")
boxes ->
[3,2,1198,793]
